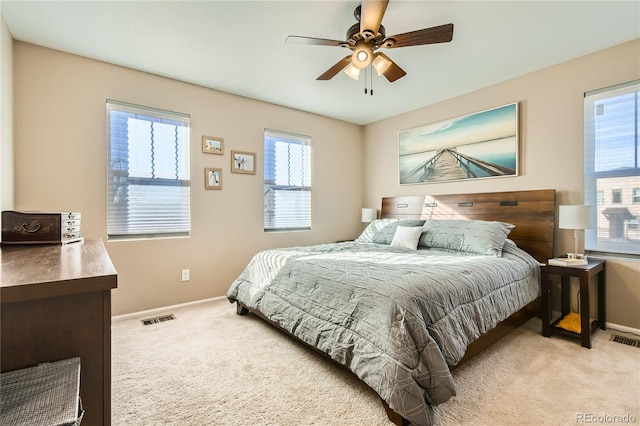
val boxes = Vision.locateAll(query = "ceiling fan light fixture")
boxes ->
[290,3,454,84]
[372,53,392,76]
[344,63,361,80]
[352,41,373,69]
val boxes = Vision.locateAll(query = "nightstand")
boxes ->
[541,258,606,348]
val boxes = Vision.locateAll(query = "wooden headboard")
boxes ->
[381,189,556,263]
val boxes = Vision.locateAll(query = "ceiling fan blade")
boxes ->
[360,0,389,36]
[286,35,347,47]
[382,61,406,83]
[384,23,454,48]
[317,55,352,80]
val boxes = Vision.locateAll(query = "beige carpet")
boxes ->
[112,299,640,425]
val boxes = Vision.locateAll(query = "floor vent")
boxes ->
[141,314,176,326]
[610,334,640,348]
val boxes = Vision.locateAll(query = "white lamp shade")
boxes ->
[559,205,594,230]
[361,208,377,223]
[372,53,392,76]
[344,63,361,80]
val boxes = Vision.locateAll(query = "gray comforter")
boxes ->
[226,241,539,426]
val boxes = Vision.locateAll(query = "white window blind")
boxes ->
[584,80,640,256]
[107,100,190,240]
[264,129,311,232]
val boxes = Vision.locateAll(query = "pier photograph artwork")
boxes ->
[399,103,518,184]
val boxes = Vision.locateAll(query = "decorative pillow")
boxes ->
[390,226,424,250]
[372,219,426,244]
[355,218,399,243]
[418,219,515,256]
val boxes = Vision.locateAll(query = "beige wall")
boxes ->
[363,39,640,329]
[12,42,364,316]
[8,36,640,327]
[0,14,14,221]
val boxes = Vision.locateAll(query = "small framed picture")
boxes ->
[205,167,222,190]
[202,136,224,155]
[231,150,256,175]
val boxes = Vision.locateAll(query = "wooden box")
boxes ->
[1,211,81,244]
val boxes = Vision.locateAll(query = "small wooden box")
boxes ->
[1,211,81,244]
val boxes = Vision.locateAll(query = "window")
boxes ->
[612,189,622,204]
[633,188,640,203]
[264,129,311,231]
[584,80,640,256]
[107,100,190,240]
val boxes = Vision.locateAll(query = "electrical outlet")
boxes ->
[181,269,190,281]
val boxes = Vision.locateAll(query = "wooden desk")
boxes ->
[1,239,117,426]
[541,258,606,349]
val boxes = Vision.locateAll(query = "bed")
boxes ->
[226,189,555,425]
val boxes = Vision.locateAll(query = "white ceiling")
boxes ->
[2,1,639,125]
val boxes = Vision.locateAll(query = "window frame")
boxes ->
[584,80,639,257]
[263,129,312,232]
[106,100,191,241]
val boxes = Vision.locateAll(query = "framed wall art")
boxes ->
[202,136,224,155]
[231,150,256,175]
[205,167,222,189]
[398,103,519,185]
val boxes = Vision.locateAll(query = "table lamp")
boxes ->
[558,205,594,258]
[361,208,377,223]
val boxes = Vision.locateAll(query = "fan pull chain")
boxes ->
[363,65,374,96]
[364,65,368,95]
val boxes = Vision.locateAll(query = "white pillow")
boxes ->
[390,226,424,250]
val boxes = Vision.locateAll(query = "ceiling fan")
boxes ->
[286,0,454,83]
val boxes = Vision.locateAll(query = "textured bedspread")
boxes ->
[226,241,539,426]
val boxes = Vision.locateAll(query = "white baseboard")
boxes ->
[606,322,640,336]
[113,299,640,336]
[112,296,227,322]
